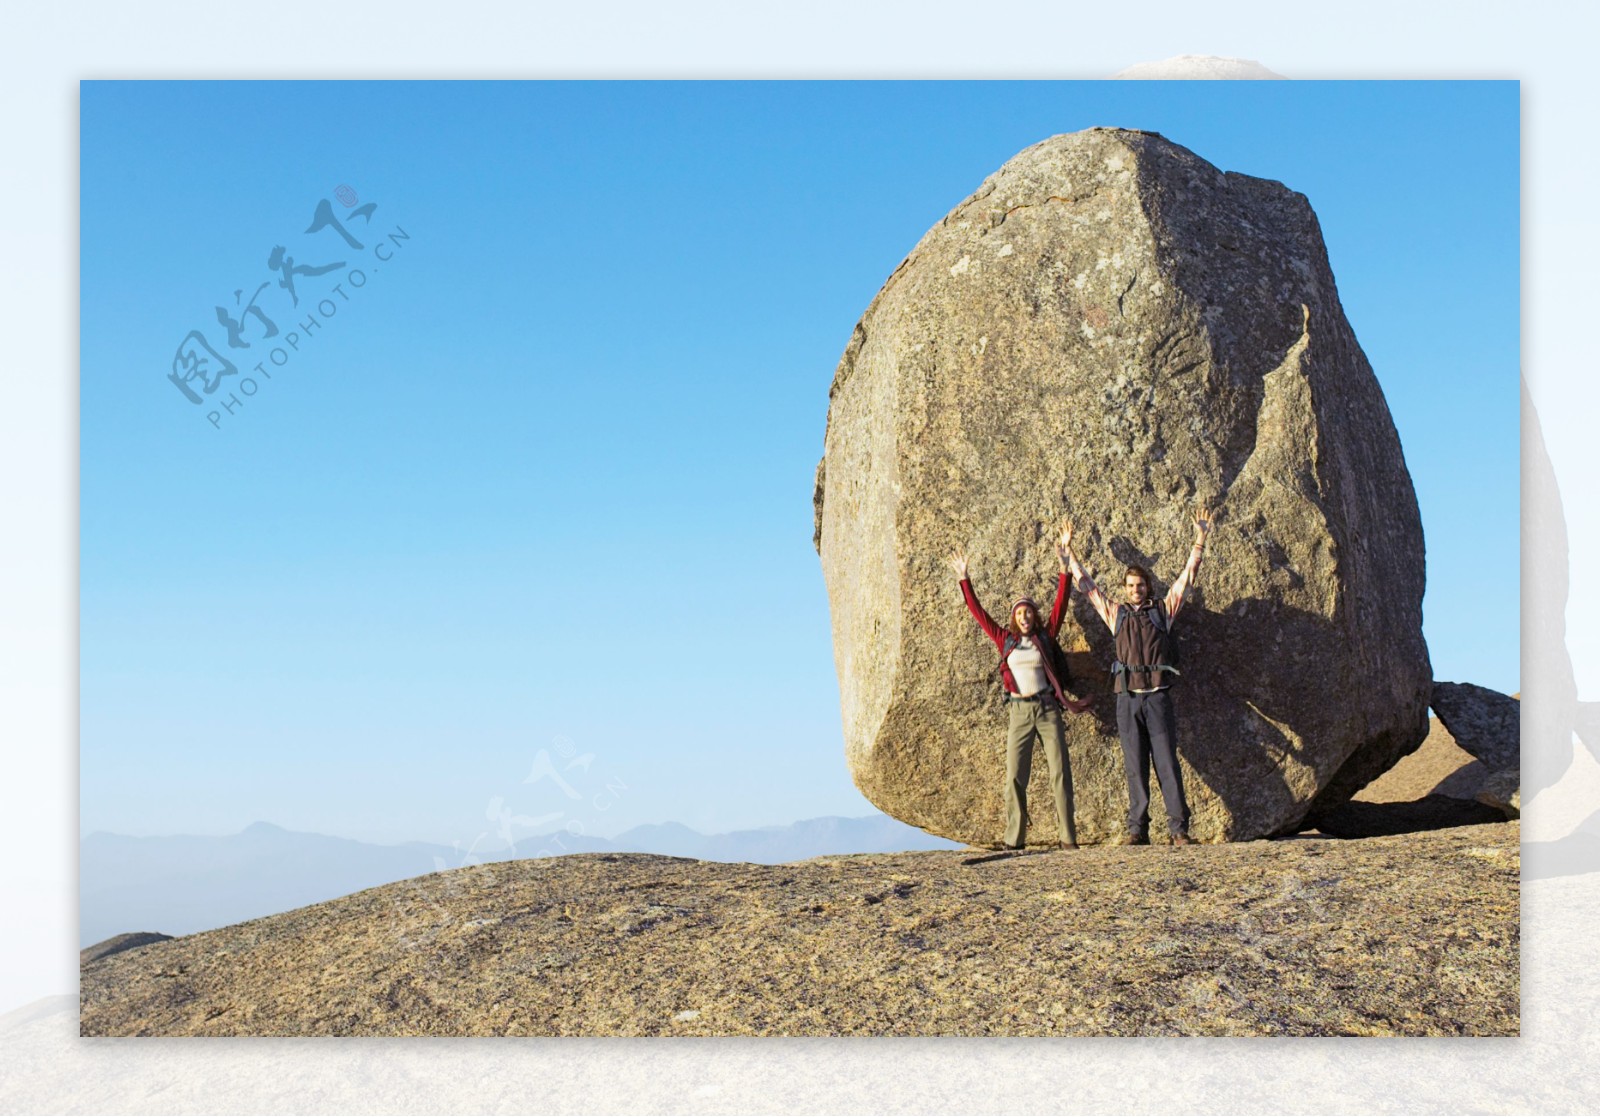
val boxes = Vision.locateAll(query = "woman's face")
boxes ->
[1012,605,1037,633]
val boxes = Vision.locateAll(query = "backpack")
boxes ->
[1112,599,1179,669]
[1111,599,1180,692]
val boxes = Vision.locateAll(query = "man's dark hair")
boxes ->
[1123,564,1153,590]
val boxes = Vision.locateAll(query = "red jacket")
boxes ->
[960,572,1072,705]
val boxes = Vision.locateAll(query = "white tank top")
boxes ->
[1007,637,1048,697]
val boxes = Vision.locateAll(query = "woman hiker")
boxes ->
[946,526,1093,851]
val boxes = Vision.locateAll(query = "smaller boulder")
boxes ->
[1431,683,1520,821]
[1431,683,1519,770]
[1476,769,1521,820]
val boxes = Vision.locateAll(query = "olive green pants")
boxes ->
[1004,697,1077,847]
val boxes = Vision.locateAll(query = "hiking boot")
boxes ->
[1059,840,1079,851]
[1110,832,1149,846]
[1171,832,1195,847]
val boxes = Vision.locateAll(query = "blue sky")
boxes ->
[80,80,1518,845]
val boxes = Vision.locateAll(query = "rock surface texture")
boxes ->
[79,828,1518,1037]
[814,128,1431,845]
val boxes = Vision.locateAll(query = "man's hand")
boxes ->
[1193,505,1214,545]
[1057,518,1077,571]
[946,551,970,581]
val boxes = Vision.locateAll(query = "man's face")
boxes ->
[1124,575,1149,606]
[1013,605,1036,634]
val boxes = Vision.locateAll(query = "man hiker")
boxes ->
[1059,507,1213,846]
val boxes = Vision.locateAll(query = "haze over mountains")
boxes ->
[80,815,961,947]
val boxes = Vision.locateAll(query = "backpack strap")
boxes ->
[1043,628,1073,687]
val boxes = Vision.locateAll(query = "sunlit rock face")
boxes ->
[814,128,1430,845]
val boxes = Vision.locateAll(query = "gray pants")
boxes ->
[1003,696,1077,847]
[1115,688,1191,837]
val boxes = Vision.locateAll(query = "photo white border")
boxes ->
[4,1,1589,1111]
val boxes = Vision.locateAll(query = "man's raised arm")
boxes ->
[1060,519,1117,632]
[1165,505,1213,619]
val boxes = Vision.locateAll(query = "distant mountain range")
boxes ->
[80,816,961,947]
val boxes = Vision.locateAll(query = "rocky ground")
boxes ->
[80,821,1518,1037]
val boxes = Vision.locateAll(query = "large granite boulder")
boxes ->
[814,128,1432,845]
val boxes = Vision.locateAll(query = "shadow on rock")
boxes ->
[1308,795,1504,839]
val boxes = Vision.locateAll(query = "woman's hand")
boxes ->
[946,551,969,580]
[1066,696,1094,714]
[1193,504,1214,545]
